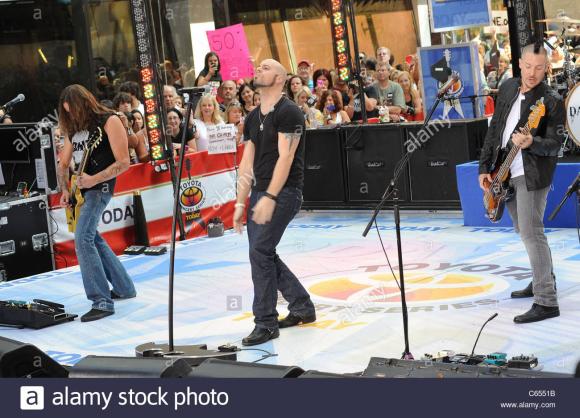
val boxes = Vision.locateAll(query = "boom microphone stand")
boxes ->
[548,173,580,224]
[135,87,236,364]
[362,80,455,360]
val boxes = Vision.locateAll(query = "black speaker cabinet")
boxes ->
[69,356,192,378]
[188,358,304,378]
[405,119,488,203]
[0,336,68,377]
[298,370,350,378]
[0,123,59,195]
[302,128,346,203]
[0,194,54,281]
[343,124,408,202]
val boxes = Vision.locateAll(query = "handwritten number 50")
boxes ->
[211,32,235,51]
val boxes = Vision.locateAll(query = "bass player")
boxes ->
[478,43,566,324]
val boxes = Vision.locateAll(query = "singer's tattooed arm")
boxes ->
[260,129,302,199]
[282,131,302,152]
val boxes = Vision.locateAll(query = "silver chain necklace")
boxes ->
[258,95,283,131]
[258,107,271,131]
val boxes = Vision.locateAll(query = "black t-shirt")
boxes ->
[170,126,195,144]
[195,68,223,96]
[71,113,117,194]
[243,96,305,191]
[351,86,379,121]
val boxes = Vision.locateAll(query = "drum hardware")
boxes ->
[537,17,580,24]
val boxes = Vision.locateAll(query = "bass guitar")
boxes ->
[483,97,546,222]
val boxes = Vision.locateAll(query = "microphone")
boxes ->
[178,85,211,96]
[1,94,25,111]
[470,312,498,359]
[436,73,459,98]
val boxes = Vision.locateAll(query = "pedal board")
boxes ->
[124,245,146,255]
[0,299,77,329]
[143,246,167,256]
[508,355,539,369]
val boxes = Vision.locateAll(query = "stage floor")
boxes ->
[1,211,579,374]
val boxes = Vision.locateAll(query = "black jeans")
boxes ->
[247,187,315,329]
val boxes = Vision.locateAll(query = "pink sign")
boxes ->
[206,23,254,80]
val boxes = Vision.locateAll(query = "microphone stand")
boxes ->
[362,92,445,360]
[135,91,236,364]
[457,94,490,118]
[467,313,498,365]
[548,173,580,222]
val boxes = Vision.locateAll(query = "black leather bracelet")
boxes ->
[264,191,278,202]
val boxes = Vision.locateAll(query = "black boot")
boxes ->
[111,290,136,300]
[278,312,316,328]
[81,309,114,322]
[514,303,560,324]
[242,326,279,346]
[511,282,533,299]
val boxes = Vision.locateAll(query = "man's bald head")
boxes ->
[220,80,237,102]
[263,59,287,78]
[254,59,288,90]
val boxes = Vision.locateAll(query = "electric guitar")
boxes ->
[65,128,103,232]
[483,97,546,222]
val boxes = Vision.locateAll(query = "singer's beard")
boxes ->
[253,79,276,89]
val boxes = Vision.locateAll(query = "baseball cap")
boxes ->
[297,60,310,68]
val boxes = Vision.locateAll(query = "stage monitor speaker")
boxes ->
[0,123,59,194]
[406,119,488,202]
[363,357,573,378]
[0,336,68,377]
[343,124,408,202]
[303,128,346,203]
[69,355,192,378]
[298,370,351,378]
[188,358,304,378]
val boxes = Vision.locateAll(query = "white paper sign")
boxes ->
[35,158,46,189]
[484,11,509,34]
[207,124,237,155]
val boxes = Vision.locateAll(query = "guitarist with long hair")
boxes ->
[478,44,566,324]
[57,84,137,322]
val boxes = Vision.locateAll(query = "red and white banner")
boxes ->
[49,146,245,269]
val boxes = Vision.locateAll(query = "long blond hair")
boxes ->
[294,85,312,103]
[194,94,224,124]
[397,71,420,103]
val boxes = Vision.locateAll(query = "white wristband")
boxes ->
[234,203,245,208]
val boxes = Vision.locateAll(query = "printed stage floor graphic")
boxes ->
[1,211,579,375]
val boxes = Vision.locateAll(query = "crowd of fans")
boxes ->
[81,46,431,164]
[60,36,545,164]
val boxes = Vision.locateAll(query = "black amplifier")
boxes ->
[0,194,54,281]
